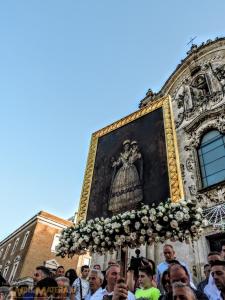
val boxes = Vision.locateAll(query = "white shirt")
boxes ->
[204,273,221,300]
[85,287,103,300]
[101,287,135,300]
[72,277,90,300]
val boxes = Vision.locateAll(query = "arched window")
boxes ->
[20,231,30,250]
[198,130,225,188]
[8,256,20,283]
[3,244,11,260]
[11,238,20,255]
[0,249,4,259]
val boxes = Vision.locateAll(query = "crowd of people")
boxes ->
[1,243,225,300]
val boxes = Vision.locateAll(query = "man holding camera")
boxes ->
[102,264,135,300]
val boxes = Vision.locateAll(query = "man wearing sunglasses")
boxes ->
[23,266,51,300]
[34,266,51,284]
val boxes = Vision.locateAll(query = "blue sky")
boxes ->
[0,0,225,240]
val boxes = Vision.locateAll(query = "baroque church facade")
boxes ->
[90,37,225,283]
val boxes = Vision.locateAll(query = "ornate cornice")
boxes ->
[139,37,225,108]
[184,104,225,134]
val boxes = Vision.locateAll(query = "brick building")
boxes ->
[0,211,78,284]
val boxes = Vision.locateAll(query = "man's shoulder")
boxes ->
[193,288,208,300]
[157,261,168,270]
[73,277,80,286]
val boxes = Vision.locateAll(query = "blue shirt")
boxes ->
[156,260,195,289]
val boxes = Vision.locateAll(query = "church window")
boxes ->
[3,244,11,260]
[8,257,20,283]
[20,231,30,250]
[51,234,60,253]
[198,130,225,188]
[3,261,11,278]
[11,238,20,255]
[3,266,9,278]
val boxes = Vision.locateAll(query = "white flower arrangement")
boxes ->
[56,198,207,257]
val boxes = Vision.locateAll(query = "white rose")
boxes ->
[195,214,201,220]
[150,215,156,221]
[182,207,189,213]
[170,220,178,228]
[166,231,172,238]
[191,225,197,232]
[135,222,141,230]
[156,224,162,231]
[141,229,146,235]
[78,238,84,244]
[141,216,149,224]
[163,216,169,222]
[150,208,156,215]
[184,214,190,221]
[92,231,97,238]
[196,207,203,213]
[123,220,131,226]
[94,237,100,244]
[95,225,103,231]
[130,232,137,240]
[155,236,160,242]
[84,235,89,242]
[120,235,126,242]
[126,236,131,242]
[147,229,153,236]
[139,236,145,243]
[175,211,184,221]
[202,219,208,227]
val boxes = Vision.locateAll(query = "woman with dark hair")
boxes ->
[159,270,172,299]
[147,260,156,276]
[65,269,77,287]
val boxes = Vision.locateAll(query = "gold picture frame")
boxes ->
[77,95,184,223]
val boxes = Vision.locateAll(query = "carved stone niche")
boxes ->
[174,61,225,129]
[183,113,225,207]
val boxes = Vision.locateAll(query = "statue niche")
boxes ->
[176,63,224,127]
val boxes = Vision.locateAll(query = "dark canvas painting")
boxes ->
[86,107,170,220]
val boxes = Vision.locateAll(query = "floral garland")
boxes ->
[56,199,208,257]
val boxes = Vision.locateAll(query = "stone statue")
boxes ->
[204,63,223,95]
[108,140,143,214]
[179,79,194,112]
[177,65,223,115]
[213,63,225,95]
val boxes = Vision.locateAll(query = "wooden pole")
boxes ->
[120,246,128,279]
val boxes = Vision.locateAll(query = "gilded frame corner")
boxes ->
[77,95,184,223]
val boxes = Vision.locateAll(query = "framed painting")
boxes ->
[77,96,184,222]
